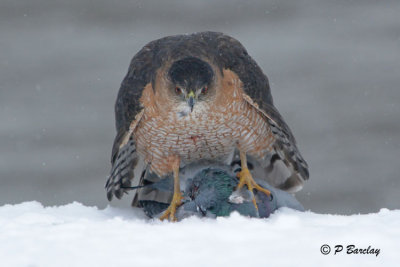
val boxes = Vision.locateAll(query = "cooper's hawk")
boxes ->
[106,31,309,220]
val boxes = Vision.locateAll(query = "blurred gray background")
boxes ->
[1,0,399,214]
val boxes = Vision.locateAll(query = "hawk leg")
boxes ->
[237,151,272,211]
[159,156,183,221]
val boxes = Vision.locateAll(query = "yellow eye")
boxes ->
[201,86,208,94]
[175,87,182,95]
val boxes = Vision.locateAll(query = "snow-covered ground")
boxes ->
[1,202,399,267]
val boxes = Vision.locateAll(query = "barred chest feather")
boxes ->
[134,98,275,177]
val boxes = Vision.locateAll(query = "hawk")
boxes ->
[105,31,309,220]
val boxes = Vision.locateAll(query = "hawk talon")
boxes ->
[236,167,272,210]
[159,191,184,221]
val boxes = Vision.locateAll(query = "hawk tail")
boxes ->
[266,118,309,192]
[105,136,138,201]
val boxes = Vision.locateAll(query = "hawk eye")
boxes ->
[175,87,182,95]
[201,86,208,94]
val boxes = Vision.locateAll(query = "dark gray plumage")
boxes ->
[169,57,214,90]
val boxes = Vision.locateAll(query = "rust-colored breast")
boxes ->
[134,69,275,177]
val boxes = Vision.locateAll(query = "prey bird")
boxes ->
[138,166,305,220]
[105,31,309,221]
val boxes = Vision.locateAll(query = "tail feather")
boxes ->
[264,118,309,192]
[268,118,309,181]
[105,136,138,201]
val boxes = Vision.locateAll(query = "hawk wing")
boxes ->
[105,40,157,201]
[211,33,309,191]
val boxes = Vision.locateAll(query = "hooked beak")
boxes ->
[187,91,196,112]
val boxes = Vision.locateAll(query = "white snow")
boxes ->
[1,201,399,267]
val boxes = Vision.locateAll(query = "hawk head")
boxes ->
[168,57,215,114]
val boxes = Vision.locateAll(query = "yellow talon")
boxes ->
[159,155,183,221]
[237,152,271,211]
[159,191,183,221]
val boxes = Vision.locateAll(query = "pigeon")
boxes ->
[137,164,304,220]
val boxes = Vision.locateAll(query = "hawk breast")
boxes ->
[134,98,274,176]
